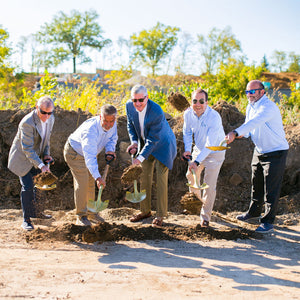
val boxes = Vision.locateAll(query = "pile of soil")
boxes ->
[20,208,258,244]
[0,101,299,227]
[261,72,300,89]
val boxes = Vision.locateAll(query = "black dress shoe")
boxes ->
[34,213,52,219]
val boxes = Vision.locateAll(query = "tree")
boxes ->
[130,22,180,76]
[271,50,287,72]
[197,26,242,74]
[175,32,194,74]
[0,26,13,78]
[38,9,111,73]
[16,36,28,72]
[260,54,270,71]
[287,52,300,73]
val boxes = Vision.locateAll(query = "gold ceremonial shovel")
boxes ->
[35,159,57,191]
[125,154,146,203]
[206,139,230,151]
[87,154,114,213]
[183,155,209,190]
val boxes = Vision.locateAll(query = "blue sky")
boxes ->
[1,0,299,74]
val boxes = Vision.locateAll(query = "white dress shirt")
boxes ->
[69,116,118,180]
[235,94,289,153]
[183,106,225,163]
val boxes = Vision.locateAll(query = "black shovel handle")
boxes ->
[182,154,192,162]
[128,146,138,158]
[105,153,115,164]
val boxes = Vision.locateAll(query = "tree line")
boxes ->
[1,9,299,76]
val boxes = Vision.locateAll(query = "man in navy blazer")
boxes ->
[126,85,176,227]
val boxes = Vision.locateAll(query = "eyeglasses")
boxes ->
[39,108,53,115]
[245,88,263,95]
[132,96,147,103]
[192,99,206,104]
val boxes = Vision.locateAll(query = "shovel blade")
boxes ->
[87,184,109,212]
[206,146,230,151]
[87,199,109,212]
[35,183,57,191]
[125,190,146,203]
[186,183,210,190]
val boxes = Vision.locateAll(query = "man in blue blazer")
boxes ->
[126,85,176,227]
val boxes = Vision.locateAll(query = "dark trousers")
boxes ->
[19,167,40,221]
[247,149,288,224]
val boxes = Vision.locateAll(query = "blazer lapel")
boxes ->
[33,110,43,139]
[132,108,141,139]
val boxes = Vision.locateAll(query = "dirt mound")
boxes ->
[24,220,257,244]
[0,101,299,218]
[260,72,300,89]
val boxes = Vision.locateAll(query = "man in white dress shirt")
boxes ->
[226,80,289,233]
[182,88,226,228]
[64,105,118,226]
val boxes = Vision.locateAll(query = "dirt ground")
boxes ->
[0,208,299,299]
[0,97,299,299]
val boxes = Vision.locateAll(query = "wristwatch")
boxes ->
[232,130,239,137]
[194,160,200,166]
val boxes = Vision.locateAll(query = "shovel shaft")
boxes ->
[102,164,110,181]
[191,169,200,188]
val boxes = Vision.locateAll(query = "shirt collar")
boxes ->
[191,105,209,118]
[250,94,267,108]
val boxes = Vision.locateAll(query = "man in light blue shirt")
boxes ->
[64,105,118,226]
[182,88,225,228]
[226,80,289,233]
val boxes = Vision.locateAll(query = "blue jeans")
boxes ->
[19,168,40,221]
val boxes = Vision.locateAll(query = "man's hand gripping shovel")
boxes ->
[182,155,209,190]
[125,148,146,203]
[87,154,114,212]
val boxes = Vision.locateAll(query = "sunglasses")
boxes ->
[132,96,147,103]
[39,108,53,115]
[192,99,206,104]
[245,88,263,95]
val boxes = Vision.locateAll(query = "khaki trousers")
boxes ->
[186,151,225,223]
[140,155,169,217]
[63,141,95,217]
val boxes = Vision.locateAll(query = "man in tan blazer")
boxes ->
[8,96,55,231]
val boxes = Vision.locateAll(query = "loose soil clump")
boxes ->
[34,171,58,186]
[180,192,202,215]
[121,165,143,183]
[167,91,190,112]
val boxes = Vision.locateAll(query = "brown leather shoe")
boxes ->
[130,212,151,222]
[152,217,163,228]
